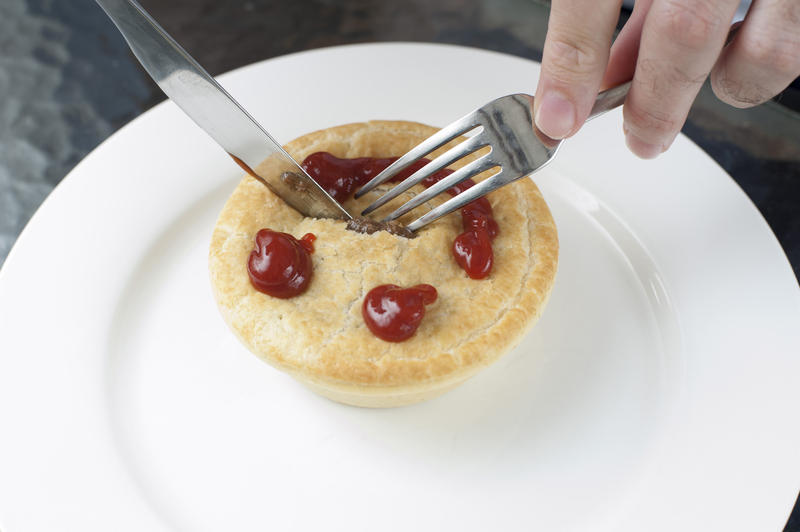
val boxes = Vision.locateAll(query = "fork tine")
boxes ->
[407,122,563,232]
[360,134,488,216]
[406,169,507,232]
[406,149,557,232]
[381,155,498,222]
[353,113,481,199]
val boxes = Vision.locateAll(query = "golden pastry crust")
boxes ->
[209,121,558,407]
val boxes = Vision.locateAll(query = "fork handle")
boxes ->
[587,81,632,121]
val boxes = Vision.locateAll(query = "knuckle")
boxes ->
[638,58,707,99]
[713,75,770,107]
[654,0,724,50]
[544,34,606,81]
[624,101,679,140]
[740,33,800,78]
[781,0,800,26]
[712,29,800,108]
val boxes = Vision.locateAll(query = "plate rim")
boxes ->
[0,42,798,531]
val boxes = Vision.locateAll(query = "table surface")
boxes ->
[1,0,798,529]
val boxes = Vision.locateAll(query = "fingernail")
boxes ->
[624,130,663,159]
[535,91,576,139]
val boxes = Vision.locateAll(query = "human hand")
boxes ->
[533,0,800,158]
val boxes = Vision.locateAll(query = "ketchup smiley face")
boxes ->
[249,153,500,341]
[362,284,438,342]
[247,229,316,299]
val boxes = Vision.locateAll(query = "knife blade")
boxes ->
[95,0,352,221]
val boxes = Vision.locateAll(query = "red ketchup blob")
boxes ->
[453,228,494,280]
[302,153,399,202]
[248,229,316,298]
[362,284,438,342]
[302,153,498,279]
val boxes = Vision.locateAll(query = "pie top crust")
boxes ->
[209,120,558,390]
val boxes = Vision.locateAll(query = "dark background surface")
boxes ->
[0,0,797,529]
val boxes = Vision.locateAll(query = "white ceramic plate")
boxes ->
[0,43,798,532]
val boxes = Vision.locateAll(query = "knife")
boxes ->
[95,0,352,221]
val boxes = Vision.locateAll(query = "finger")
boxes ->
[534,0,623,139]
[711,0,800,108]
[601,0,656,89]
[623,0,740,158]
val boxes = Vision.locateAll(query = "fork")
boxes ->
[354,82,631,232]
